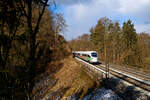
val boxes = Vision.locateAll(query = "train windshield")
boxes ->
[91,53,97,57]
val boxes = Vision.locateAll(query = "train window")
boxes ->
[91,53,97,57]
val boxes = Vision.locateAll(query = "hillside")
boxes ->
[33,56,97,100]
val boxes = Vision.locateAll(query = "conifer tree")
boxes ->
[122,20,138,65]
[122,20,137,49]
[90,20,105,53]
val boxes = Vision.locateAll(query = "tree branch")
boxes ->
[33,0,48,36]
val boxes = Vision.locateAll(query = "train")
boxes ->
[72,51,98,63]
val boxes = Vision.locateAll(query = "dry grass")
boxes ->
[42,56,96,100]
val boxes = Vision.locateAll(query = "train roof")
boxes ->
[73,51,97,54]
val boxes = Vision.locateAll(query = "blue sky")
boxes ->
[52,0,150,40]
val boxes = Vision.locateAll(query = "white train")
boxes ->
[72,51,98,63]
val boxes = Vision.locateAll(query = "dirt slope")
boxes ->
[33,56,97,100]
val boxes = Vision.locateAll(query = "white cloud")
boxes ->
[119,0,150,14]
[135,24,150,33]
[57,0,150,40]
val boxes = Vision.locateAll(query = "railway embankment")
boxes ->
[102,77,150,100]
[32,56,150,100]
[32,56,99,100]
[76,57,150,100]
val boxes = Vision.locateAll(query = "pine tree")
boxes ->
[113,22,122,63]
[122,20,138,65]
[90,20,105,53]
[107,22,121,63]
[122,20,137,49]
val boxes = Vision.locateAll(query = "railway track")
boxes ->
[96,64,150,82]
[96,64,150,91]
[104,63,150,80]
[109,65,150,81]
[100,62,150,80]
[75,57,150,92]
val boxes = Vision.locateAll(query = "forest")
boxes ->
[1,0,150,100]
[0,0,69,99]
[69,17,150,73]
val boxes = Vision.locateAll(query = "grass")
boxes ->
[42,56,97,99]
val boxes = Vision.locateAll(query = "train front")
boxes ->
[90,52,98,63]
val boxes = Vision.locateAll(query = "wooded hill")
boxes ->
[0,0,70,99]
[69,17,150,73]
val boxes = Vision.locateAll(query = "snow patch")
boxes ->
[82,88,123,100]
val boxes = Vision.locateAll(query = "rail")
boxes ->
[75,57,107,74]
[75,57,150,89]
[100,65,150,85]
